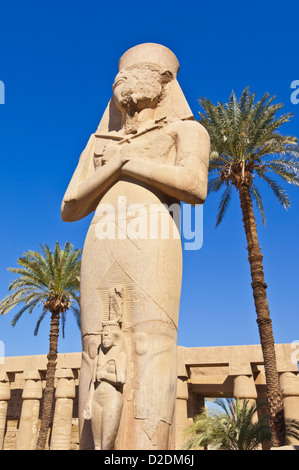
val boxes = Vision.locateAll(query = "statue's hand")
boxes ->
[109,154,130,170]
[120,156,130,165]
[102,144,130,169]
[102,143,120,165]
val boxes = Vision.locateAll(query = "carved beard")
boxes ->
[124,100,138,135]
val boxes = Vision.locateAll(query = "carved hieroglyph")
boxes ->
[61,43,210,450]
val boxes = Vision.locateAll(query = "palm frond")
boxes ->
[182,398,272,450]
[250,184,266,226]
[33,308,48,336]
[0,242,82,338]
[285,418,299,443]
[259,173,291,209]
[216,185,233,227]
[10,297,43,327]
[71,306,81,329]
[199,87,299,226]
[208,176,225,194]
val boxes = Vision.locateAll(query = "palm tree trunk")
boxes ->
[36,310,60,450]
[238,182,285,447]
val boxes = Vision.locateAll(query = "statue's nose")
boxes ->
[130,92,138,104]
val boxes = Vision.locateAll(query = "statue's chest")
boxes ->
[93,127,176,169]
[120,129,175,164]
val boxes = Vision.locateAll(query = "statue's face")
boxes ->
[102,329,115,350]
[113,67,162,113]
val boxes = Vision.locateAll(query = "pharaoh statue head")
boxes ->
[95,43,194,136]
[113,43,179,115]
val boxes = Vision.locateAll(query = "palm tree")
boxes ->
[0,241,82,450]
[199,88,299,447]
[183,398,299,450]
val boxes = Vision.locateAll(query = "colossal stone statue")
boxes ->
[61,43,210,450]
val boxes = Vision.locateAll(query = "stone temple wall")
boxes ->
[0,353,81,450]
[0,344,298,450]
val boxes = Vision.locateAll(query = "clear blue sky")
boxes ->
[0,0,298,357]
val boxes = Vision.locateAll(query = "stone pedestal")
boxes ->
[16,371,42,450]
[50,369,76,450]
[0,373,10,450]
